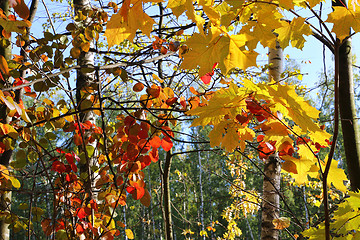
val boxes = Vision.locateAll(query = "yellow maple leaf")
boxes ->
[323,159,348,193]
[282,155,315,184]
[105,0,161,47]
[168,0,188,18]
[168,0,206,34]
[264,83,321,134]
[274,17,312,49]
[327,5,360,41]
[181,32,258,76]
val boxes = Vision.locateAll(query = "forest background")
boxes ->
[0,0,360,239]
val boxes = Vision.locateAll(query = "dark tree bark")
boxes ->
[337,39,360,191]
[162,151,174,240]
[333,0,360,192]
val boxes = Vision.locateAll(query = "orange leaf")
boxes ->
[0,55,9,76]
[76,207,87,219]
[149,136,161,148]
[147,85,161,98]
[273,217,290,229]
[133,82,144,92]
[41,219,52,236]
[119,0,131,21]
[0,165,10,180]
[73,134,83,146]
[282,160,297,174]
[161,137,173,152]
[160,46,168,54]
[149,148,159,162]
[76,223,84,234]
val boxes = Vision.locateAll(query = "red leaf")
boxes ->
[161,126,174,137]
[161,137,173,152]
[51,161,66,173]
[200,62,218,84]
[126,186,135,194]
[138,139,151,153]
[65,153,74,165]
[200,73,213,84]
[127,183,145,200]
[76,207,87,219]
[55,219,65,231]
[126,143,139,160]
[166,97,178,106]
[124,116,136,127]
[56,147,65,153]
[146,85,161,98]
[0,142,5,154]
[138,129,148,139]
[179,96,187,109]
[279,141,294,157]
[258,141,276,159]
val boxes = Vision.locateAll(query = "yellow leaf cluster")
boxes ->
[105,0,162,47]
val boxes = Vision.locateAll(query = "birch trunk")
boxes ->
[0,2,12,238]
[260,43,283,240]
[73,0,97,201]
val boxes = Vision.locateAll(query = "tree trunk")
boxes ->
[260,43,283,240]
[162,151,174,240]
[198,146,205,240]
[261,155,281,240]
[337,39,360,191]
[332,0,360,193]
[73,0,97,200]
[0,1,12,239]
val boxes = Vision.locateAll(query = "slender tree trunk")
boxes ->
[332,0,360,192]
[197,146,205,240]
[0,1,38,238]
[73,0,96,200]
[261,155,281,240]
[162,151,174,240]
[147,167,156,239]
[123,206,128,240]
[0,1,12,238]
[268,42,283,82]
[337,39,360,191]
[260,43,283,240]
